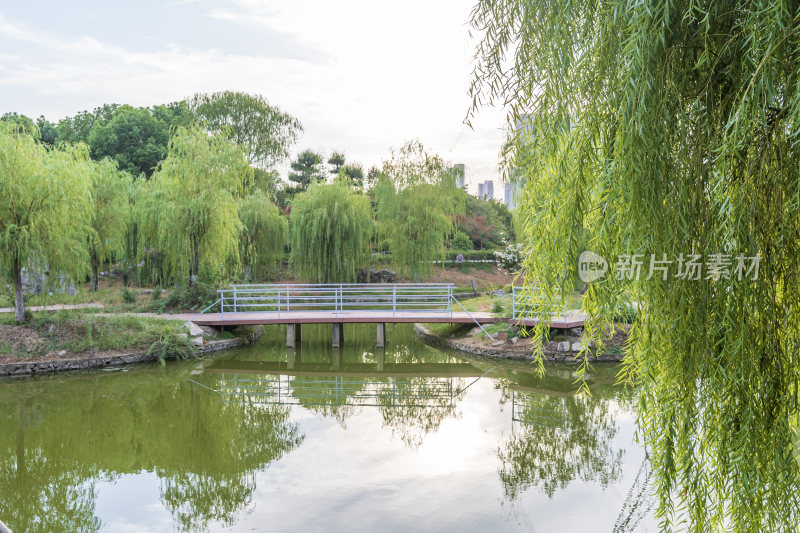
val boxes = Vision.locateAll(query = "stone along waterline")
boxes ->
[0,324,655,532]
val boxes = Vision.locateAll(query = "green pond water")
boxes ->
[0,324,655,532]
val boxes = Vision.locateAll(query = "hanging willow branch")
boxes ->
[469,0,800,531]
[289,181,372,283]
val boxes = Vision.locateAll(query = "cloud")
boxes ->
[0,1,509,190]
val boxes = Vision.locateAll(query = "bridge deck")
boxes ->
[191,310,496,326]
[192,309,585,329]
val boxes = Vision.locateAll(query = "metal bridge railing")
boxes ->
[217,373,456,408]
[511,390,568,429]
[511,286,573,320]
[203,283,456,319]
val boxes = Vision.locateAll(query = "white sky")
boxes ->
[0,0,509,194]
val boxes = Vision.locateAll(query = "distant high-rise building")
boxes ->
[453,163,465,188]
[477,180,494,200]
[504,181,523,210]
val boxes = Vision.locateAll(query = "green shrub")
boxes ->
[494,243,524,271]
[162,281,218,312]
[491,300,504,314]
[615,304,638,324]
[151,287,162,301]
[121,286,136,303]
[450,231,473,251]
[147,334,198,365]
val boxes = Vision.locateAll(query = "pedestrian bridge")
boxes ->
[192,283,584,346]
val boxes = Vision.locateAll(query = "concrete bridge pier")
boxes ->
[332,323,344,347]
[377,348,385,372]
[376,323,386,348]
[286,324,301,348]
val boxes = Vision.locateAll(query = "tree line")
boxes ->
[1,92,514,323]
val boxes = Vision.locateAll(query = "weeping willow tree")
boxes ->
[139,126,252,284]
[87,158,130,290]
[0,123,92,322]
[374,174,463,280]
[238,191,287,281]
[289,181,372,283]
[470,1,800,530]
[375,140,465,280]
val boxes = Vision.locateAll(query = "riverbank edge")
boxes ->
[413,323,625,362]
[0,329,262,377]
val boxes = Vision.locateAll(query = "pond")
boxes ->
[0,324,656,532]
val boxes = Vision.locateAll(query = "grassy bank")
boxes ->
[0,311,185,361]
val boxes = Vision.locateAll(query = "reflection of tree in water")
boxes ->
[497,388,624,500]
[160,470,256,532]
[0,369,302,533]
[156,390,303,532]
[0,401,102,533]
[289,375,363,426]
[378,377,463,448]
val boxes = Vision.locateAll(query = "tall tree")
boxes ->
[0,124,92,322]
[140,126,251,284]
[340,164,364,189]
[88,106,169,178]
[327,151,345,175]
[469,0,800,530]
[0,112,35,133]
[287,149,325,190]
[375,174,462,280]
[364,166,380,191]
[150,101,194,131]
[56,104,119,145]
[87,159,131,290]
[381,139,451,189]
[289,182,372,283]
[238,192,287,281]
[190,91,301,169]
[35,116,58,147]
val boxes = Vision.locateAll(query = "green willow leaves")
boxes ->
[289,181,372,283]
[0,123,93,321]
[139,126,252,284]
[87,159,130,290]
[238,191,288,281]
[469,0,800,531]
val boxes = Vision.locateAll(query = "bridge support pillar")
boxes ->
[376,323,386,348]
[332,323,343,347]
[377,348,385,372]
[286,324,301,348]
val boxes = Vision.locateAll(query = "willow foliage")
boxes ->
[289,182,372,283]
[0,123,92,321]
[139,126,251,284]
[238,192,287,281]
[87,158,130,289]
[374,175,463,280]
[470,0,800,530]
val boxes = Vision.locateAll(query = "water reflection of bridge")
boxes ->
[511,390,568,429]
[215,373,457,408]
[202,358,482,408]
